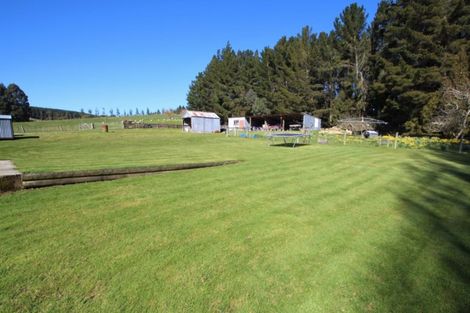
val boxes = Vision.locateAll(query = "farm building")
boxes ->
[182,110,220,133]
[228,117,251,130]
[249,113,321,131]
[0,115,14,139]
[302,114,321,130]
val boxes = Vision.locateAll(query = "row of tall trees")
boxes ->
[187,0,470,135]
[0,83,31,121]
[80,105,185,118]
[31,107,92,120]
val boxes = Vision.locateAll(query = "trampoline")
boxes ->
[266,133,312,147]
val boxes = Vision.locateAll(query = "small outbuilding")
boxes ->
[228,117,251,131]
[182,110,220,133]
[302,114,321,131]
[0,115,14,140]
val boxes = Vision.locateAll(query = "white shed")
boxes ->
[0,115,14,139]
[302,114,321,130]
[182,110,220,133]
[228,117,251,130]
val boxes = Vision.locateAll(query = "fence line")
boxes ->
[242,131,469,153]
[314,132,470,153]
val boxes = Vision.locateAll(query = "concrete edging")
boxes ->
[21,160,239,189]
[0,161,22,192]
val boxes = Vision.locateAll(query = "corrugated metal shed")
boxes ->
[0,115,14,139]
[182,110,220,133]
[182,110,220,119]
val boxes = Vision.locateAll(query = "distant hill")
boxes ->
[30,106,94,120]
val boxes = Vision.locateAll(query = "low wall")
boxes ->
[22,160,239,189]
[0,161,22,192]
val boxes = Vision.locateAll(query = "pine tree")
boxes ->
[333,3,370,117]
[187,72,210,111]
[444,0,470,55]
[311,31,343,124]
[261,31,314,114]
[369,0,446,134]
[235,50,264,116]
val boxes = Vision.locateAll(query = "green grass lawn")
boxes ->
[1,129,469,312]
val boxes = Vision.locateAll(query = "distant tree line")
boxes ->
[84,105,186,117]
[187,0,470,136]
[30,105,185,120]
[31,107,93,120]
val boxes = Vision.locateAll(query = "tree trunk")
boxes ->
[459,135,464,154]
[459,109,470,154]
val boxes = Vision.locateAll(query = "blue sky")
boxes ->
[1,0,380,113]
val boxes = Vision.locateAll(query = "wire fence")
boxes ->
[13,120,182,133]
[13,122,124,133]
[315,133,470,153]
[239,130,470,154]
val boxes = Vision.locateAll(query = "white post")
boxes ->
[394,132,399,149]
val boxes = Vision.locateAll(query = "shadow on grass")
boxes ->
[14,135,40,140]
[363,152,470,312]
[268,143,311,148]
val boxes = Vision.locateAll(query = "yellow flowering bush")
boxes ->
[379,135,469,149]
[318,133,469,151]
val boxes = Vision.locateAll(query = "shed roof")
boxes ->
[0,115,12,120]
[182,110,219,119]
